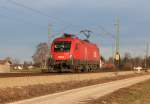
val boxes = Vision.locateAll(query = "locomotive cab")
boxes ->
[49,34,76,72]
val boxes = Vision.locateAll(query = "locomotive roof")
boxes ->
[53,33,97,46]
[54,37,96,46]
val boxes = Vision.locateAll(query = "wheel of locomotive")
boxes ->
[57,64,63,73]
[58,70,62,73]
[96,64,100,71]
[48,65,54,72]
[81,65,89,72]
[74,67,80,73]
[70,65,76,73]
[92,64,97,72]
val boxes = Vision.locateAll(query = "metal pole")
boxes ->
[112,43,114,64]
[45,24,52,69]
[145,43,149,70]
[116,17,120,54]
[48,24,52,50]
[114,17,121,71]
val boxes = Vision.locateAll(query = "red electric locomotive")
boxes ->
[48,33,101,72]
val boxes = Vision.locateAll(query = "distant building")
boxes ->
[12,64,23,70]
[0,60,12,73]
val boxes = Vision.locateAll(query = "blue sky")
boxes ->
[0,0,149,62]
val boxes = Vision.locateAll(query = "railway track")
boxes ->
[0,70,132,78]
[0,72,101,78]
[0,72,62,78]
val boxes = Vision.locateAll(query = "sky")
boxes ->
[0,0,150,62]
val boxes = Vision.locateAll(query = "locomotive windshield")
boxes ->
[54,41,71,52]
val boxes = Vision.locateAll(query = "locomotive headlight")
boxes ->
[69,54,74,65]
[69,54,73,59]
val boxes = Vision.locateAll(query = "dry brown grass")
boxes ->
[0,71,135,88]
[0,73,146,104]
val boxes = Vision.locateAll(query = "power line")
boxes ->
[0,13,45,28]
[7,0,58,21]
[6,0,80,29]
[90,25,115,39]
[97,25,115,39]
[0,6,10,10]
[0,5,48,27]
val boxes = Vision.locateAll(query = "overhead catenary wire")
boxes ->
[88,25,116,61]
[0,6,10,10]
[2,0,116,41]
[0,6,70,39]
[0,13,45,28]
[0,5,69,41]
[91,25,115,39]
[7,0,59,22]
[6,0,82,30]
[0,5,50,28]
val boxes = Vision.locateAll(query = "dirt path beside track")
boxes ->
[86,76,150,104]
[12,74,150,104]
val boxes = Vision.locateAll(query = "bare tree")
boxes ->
[5,57,12,61]
[12,58,20,65]
[132,57,144,67]
[122,52,132,70]
[148,56,150,68]
[32,42,49,68]
[108,57,113,64]
[124,52,131,60]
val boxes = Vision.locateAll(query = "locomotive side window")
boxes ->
[54,41,71,52]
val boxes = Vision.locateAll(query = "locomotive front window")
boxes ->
[54,41,71,52]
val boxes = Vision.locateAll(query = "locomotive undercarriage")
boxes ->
[48,58,100,72]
